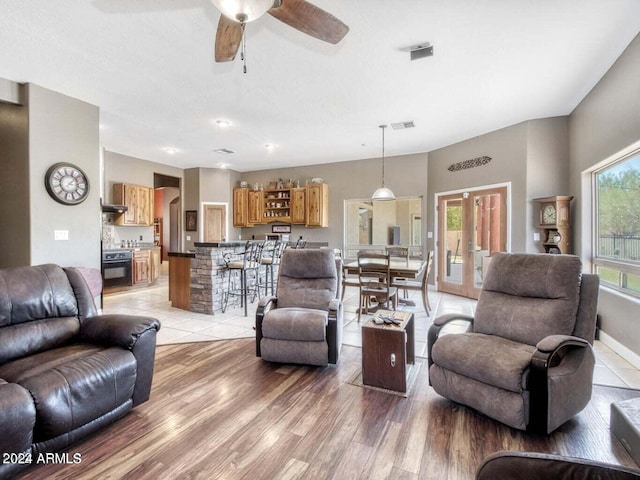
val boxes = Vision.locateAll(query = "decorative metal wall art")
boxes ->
[448,155,492,172]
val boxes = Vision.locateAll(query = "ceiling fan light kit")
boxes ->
[212,0,349,72]
[211,0,273,23]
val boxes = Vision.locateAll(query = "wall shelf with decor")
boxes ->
[263,188,292,223]
[533,196,573,254]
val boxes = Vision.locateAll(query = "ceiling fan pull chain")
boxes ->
[240,21,247,74]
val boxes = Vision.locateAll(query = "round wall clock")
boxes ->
[44,162,90,205]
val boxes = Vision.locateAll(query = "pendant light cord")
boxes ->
[240,21,247,74]
[380,124,387,187]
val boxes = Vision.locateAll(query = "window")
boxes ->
[594,150,640,297]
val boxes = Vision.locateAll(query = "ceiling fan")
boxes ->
[212,0,349,66]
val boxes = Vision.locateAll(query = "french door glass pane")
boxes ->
[473,193,502,288]
[444,199,463,285]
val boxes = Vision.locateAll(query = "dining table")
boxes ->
[343,258,427,310]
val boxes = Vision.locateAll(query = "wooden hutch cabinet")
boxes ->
[533,196,573,254]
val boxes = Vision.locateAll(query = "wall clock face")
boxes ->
[44,163,90,205]
[542,204,557,225]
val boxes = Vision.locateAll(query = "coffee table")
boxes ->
[361,310,415,393]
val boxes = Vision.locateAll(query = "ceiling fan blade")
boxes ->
[215,15,243,62]
[268,0,349,45]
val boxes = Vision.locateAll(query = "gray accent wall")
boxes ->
[568,32,640,355]
[427,121,529,254]
[0,82,101,269]
[239,153,428,254]
[0,84,29,267]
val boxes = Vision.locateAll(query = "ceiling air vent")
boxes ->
[391,121,415,130]
[213,148,235,154]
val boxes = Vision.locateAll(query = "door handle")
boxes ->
[390,353,396,367]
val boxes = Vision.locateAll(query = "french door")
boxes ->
[437,186,508,299]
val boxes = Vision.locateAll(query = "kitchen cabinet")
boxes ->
[263,188,291,223]
[133,250,150,285]
[150,247,161,283]
[233,182,329,227]
[233,187,250,227]
[290,187,306,224]
[113,183,154,226]
[248,190,263,225]
[306,183,328,227]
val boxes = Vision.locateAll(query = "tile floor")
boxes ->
[102,262,640,389]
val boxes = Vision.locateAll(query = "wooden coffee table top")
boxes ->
[363,310,413,331]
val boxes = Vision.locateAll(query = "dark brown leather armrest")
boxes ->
[81,314,161,350]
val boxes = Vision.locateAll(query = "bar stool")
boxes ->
[223,241,265,316]
[260,240,288,297]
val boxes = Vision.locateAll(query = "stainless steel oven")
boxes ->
[102,250,132,288]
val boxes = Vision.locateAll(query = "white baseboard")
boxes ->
[599,330,640,370]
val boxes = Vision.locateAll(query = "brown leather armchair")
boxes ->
[477,451,640,479]
[256,248,342,367]
[428,253,599,434]
[0,264,160,478]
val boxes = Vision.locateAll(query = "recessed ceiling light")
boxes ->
[163,147,179,154]
[217,162,228,169]
[215,119,231,128]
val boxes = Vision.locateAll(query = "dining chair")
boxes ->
[391,250,433,315]
[357,252,398,322]
[386,246,410,299]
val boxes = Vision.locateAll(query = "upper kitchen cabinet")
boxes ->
[290,187,306,224]
[233,187,250,227]
[113,183,154,226]
[248,190,264,225]
[306,183,328,227]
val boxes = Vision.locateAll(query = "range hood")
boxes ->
[101,204,128,214]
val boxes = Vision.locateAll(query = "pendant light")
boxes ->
[371,124,396,201]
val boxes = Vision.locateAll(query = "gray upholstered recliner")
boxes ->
[256,248,343,367]
[476,451,640,479]
[428,253,599,434]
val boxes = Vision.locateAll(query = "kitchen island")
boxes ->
[169,240,329,314]
[169,241,251,314]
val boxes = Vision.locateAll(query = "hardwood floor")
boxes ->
[19,339,640,480]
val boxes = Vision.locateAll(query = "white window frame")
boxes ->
[592,146,640,299]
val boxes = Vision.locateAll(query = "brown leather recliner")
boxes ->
[0,264,161,478]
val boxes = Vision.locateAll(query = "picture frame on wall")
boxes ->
[272,224,291,234]
[185,210,197,231]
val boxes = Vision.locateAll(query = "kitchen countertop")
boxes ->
[102,244,159,253]
[168,251,196,258]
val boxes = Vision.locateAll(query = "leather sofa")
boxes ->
[0,264,160,478]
